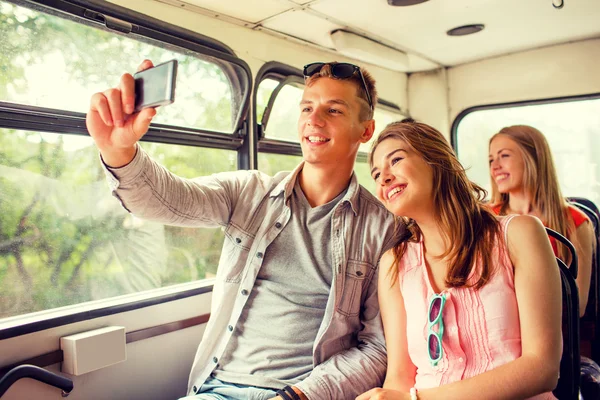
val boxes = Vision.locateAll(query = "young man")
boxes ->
[87,60,401,400]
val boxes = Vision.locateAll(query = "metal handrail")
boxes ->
[0,365,73,398]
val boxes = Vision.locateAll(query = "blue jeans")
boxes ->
[181,377,278,400]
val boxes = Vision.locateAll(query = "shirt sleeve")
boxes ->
[102,144,249,228]
[569,204,590,228]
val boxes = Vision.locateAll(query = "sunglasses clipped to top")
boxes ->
[427,292,446,367]
[303,62,374,111]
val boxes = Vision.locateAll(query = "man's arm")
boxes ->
[104,145,245,228]
[88,60,248,227]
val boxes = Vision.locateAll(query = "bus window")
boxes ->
[0,0,250,319]
[454,97,600,204]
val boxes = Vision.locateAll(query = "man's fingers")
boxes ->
[90,92,113,127]
[119,73,135,115]
[356,391,370,400]
[130,107,156,140]
[103,88,125,128]
[136,59,154,73]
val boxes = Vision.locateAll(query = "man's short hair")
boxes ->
[305,62,378,121]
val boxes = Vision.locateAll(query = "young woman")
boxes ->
[357,120,561,400]
[488,125,594,316]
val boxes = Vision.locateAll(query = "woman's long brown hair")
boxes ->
[489,125,577,262]
[370,119,502,289]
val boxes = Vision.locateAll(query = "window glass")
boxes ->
[0,0,242,133]
[360,106,405,153]
[0,128,236,318]
[262,83,303,142]
[257,153,302,175]
[456,98,600,204]
[354,161,376,194]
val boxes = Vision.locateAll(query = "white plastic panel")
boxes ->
[61,326,127,376]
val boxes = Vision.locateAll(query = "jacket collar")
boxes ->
[269,161,361,215]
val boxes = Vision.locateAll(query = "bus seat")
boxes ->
[568,198,600,364]
[547,228,581,400]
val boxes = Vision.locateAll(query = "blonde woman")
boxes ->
[488,125,594,316]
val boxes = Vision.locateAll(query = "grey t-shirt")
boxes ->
[213,180,346,389]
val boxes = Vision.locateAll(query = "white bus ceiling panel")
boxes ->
[311,0,600,67]
[109,0,409,111]
[165,0,292,24]
[448,38,600,121]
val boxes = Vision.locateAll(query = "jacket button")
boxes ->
[235,237,241,244]
[228,325,234,331]
[241,289,249,295]
[213,357,218,363]
[193,386,198,393]
[275,222,282,229]
[356,271,363,276]
[257,252,263,259]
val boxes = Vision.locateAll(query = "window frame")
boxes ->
[0,0,253,337]
[450,92,600,154]
[253,62,305,166]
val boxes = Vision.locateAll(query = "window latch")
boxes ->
[84,10,132,34]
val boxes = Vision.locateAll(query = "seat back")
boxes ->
[547,228,581,400]
[569,198,600,364]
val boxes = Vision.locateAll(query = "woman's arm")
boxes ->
[359,216,562,400]
[356,250,416,400]
[378,251,417,391]
[574,220,594,316]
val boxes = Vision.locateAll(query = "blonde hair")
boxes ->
[370,119,502,289]
[489,125,576,261]
[305,62,377,121]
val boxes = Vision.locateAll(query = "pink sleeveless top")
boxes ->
[398,216,556,399]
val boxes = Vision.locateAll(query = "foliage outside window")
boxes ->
[0,0,242,319]
[456,98,600,204]
[257,153,303,176]
[0,0,238,133]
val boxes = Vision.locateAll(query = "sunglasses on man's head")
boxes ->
[303,62,374,111]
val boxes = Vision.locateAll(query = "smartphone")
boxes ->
[133,59,178,113]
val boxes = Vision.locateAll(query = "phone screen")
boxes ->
[133,59,178,113]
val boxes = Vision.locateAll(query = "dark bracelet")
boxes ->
[276,389,293,400]
[283,385,302,400]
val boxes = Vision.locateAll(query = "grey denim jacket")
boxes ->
[104,146,401,399]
